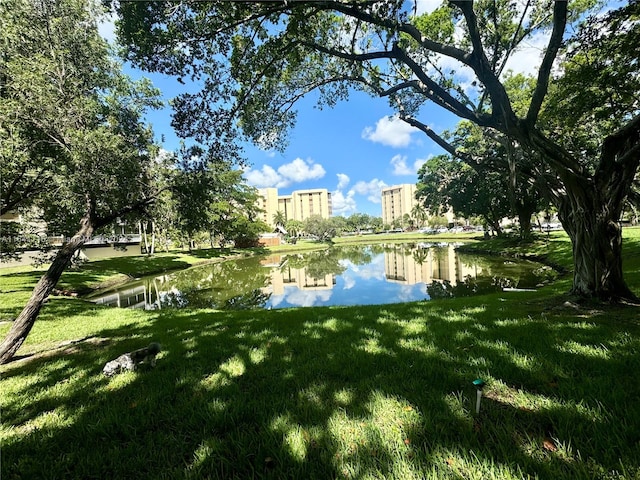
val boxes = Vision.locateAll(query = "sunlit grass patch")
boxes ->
[2,232,640,479]
[397,336,438,354]
[399,319,428,335]
[443,309,476,322]
[328,393,422,479]
[334,388,356,406]
[557,341,611,359]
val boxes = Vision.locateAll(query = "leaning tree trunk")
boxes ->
[0,214,94,364]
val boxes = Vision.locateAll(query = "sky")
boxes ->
[100,0,549,217]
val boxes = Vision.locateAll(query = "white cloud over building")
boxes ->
[245,157,326,188]
[351,179,388,204]
[390,154,427,176]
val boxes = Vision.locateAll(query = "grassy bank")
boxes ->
[1,231,639,479]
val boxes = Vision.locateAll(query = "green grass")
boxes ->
[1,230,639,479]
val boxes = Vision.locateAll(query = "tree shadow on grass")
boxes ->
[2,295,640,479]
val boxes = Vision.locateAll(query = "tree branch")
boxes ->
[390,43,490,126]
[378,79,420,97]
[300,40,397,63]
[399,115,480,169]
[598,113,640,172]
[294,40,479,119]
[450,1,516,129]
[526,1,567,126]
[317,1,470,64]
[94,194,159,230]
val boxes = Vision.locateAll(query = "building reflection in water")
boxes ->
[385,243,481,287]
[262,254,335,297]
[88,243,500,310]
[89,274,180,310]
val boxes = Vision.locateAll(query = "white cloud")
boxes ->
[153,148,174,164]
[244,165,286,188]
[284,287,333,307]
[332,174,357,216]
[413,0,444,16]
[331,189,357,216]
[390,154,428,176]
[502,30,549,77]
[397,284,421,302]
[390,154,412,175]
[341,255,386,281]
[336,173,350,190]
[278,157,326,183]
[244,157,326,188]
[414,156,429,172]
[351,179,388,204]
[362,115,420,148]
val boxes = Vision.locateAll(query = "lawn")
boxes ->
[1,230,639,479]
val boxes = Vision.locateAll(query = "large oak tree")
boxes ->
[113,0,639,301]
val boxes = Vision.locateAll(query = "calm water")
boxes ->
[86,243,558,311]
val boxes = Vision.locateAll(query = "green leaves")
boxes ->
[1,0,162,234]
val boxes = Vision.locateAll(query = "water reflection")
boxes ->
[87,243,558,310]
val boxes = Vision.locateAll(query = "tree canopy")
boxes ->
[0,0,253,363]
[113,0,640,301]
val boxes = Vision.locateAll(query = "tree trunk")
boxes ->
[559,187,636,301]
[519,115,640,301]
[141,221,150,255]
[515,200,536,239]
[150,221,156,255]
[0,215,94,364]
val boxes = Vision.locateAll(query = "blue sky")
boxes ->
[132,68,458,217]
[241,91,460,217]
[101,0,548,217]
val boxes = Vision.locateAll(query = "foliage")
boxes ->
[345,213,383,232]
[0,0,171,250]
[543,1,640,162]
[273,210,286,227]
[303,215,336,242]
[1,229,640,478]
[110,0,640,299]
[285,219,304,238]
[0,0,175,362]
[0,218,52,263]
[418,154,510,235]
[410,204,429,229]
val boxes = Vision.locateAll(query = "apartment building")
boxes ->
[255,188,280,227]
[257,188,332,227]
[381,184,418,226]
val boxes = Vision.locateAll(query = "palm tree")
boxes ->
[285,219,303,238]
[411,204,429,229]
[273,210,286,228]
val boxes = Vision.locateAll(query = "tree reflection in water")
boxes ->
[87,243,559,310]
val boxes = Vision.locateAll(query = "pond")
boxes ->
[86,242,559,311]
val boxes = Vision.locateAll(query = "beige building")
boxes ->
[256,188,280,227]
[381,184,418,226]
[258,188,332,227]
